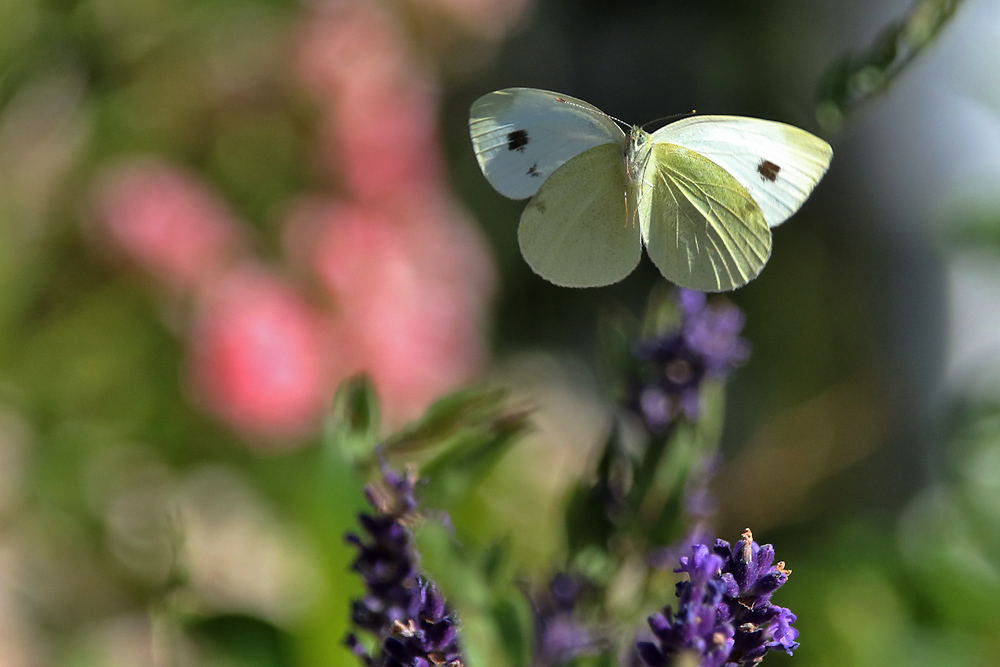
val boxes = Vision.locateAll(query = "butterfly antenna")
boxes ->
[550,95,630,129]
[604,112,630,130]
[641,110,698,131]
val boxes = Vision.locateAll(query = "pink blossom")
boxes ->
[85,0,518,445]
[294,0,443,200]
[284,194,494,425]
[92,160,246,293]
[331,84,443,201]
[294,1,410,103]
[188,267,330,443]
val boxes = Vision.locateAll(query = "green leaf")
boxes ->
[816,0,965,132]
[481,540,513,584]
[187,614,296,667]
[418,408,530,509]
[564,427,623,556]
[351,385,532,508]
[491,593,532,667]
[383,386,512,455]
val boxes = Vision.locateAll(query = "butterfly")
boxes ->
[469,88,832,291]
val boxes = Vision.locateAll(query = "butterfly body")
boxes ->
[469,88,832,291]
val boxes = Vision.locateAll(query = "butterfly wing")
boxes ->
[638,143,771,292]
[470,88,626,200]
[519,143,640,287]
[651,116,832,228]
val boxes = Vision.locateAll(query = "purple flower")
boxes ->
[712,530,798,664]
[345,463,464,667]
[381,580,463,667]
[345,465,423,635]
[636,529,797,667]
[638,545,734,667]
[629,290,749,433]
[529,574,603,667]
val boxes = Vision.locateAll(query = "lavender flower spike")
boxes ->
[345,463,464,667]
[636,529,797,667]
[382,580,463,667]
[530,574,602,667]
[629,290,750,433]
[345,464,423,636]
[713,529,798,664]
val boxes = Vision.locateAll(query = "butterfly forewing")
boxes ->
[469,88,626,200]
[638,143,771,292]
[651,116,832,228]
[519,143,640,288]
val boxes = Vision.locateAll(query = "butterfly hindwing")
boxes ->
[469,88,626,200]
[519,143,640,288]
[652,116,832,228]
[638,143,771,292]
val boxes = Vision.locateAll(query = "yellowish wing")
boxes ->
[519,144,641,288]
[638,143,771,292]
[651,116,832,229]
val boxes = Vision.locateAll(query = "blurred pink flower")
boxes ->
[188,267,330,444]
[285,194,494,425]
[331,84,443,201]
[295,1,410,102]
[92,160,245,293]
[295,0,443,200]
[289,1,496,425]
[80,0,523,445]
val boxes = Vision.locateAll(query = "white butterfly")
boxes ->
[469,88,832,291]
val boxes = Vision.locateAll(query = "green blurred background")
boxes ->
[1,0,999,664]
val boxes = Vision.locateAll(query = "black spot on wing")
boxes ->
[507,129,529,152]
[527,163,540,177]
[757,159,781,182]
